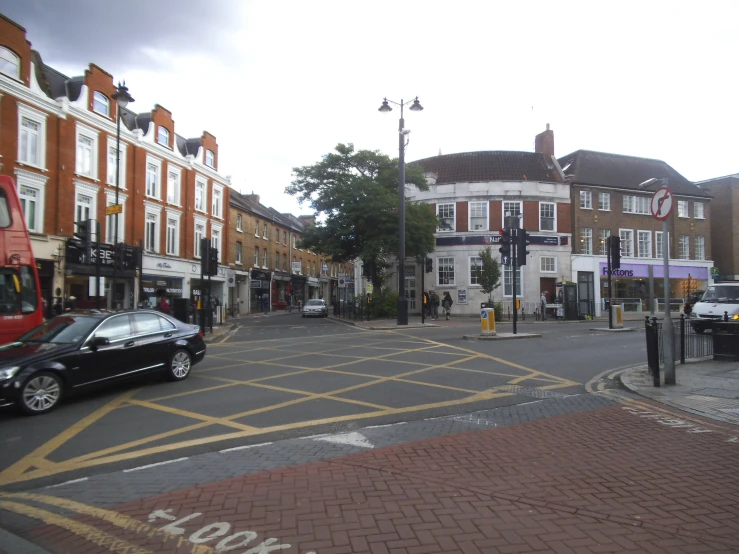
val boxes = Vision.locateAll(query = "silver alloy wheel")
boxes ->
[171,351,191,379]
[23,375,61,412]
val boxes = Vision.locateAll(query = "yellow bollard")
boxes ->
[481,308,496,336]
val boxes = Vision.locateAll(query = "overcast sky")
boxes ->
[3,0,738,215]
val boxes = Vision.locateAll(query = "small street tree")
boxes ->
[478,246,501,302]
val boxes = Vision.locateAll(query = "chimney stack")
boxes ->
[535,124,554,159]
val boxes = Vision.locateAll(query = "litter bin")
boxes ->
[712,321,739,361]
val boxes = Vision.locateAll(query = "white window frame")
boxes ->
[166,165,181,206]
[623,195,650,215]
[104,190,127,245]
[580,228,593,255]
[502,201,522,227]
[468,202,488,231]
[469,256,483,286]
[93,91,109,117]
[619,229,634,258]
[205,150,215,167]
[236,214,243,232]
[211,223,223,263]
[677,200,689,218]
[195,176,208,213]
[157,126,170,147]
[437,257,455,286]
[254,246,260,266]
[19,185,40,233]
[275,228,280,244]
[14,169,48,234]
[144,202,162,253]
[694,236,705,261]
[73,180,99,232]
[194,215,207,259]
[539,202,556,232]
[540,256,557,273]
[17,104,48,170]
[655,231,670,259]
[106,136,127,188]
[145,155,162,200]
[579,190,592,210]
[598,192,610,211]
[0,46,20,80]
[694,202,705,219]
[263,248,268,269]
[211,184,223,219]
[678,235,690,260]
[263,223,268,240]
[75,122,99,180]
[598,229,611,256]
[437,203,455,232]
[503,265,522,297]
[235,241,242,265]
[165,209,181,256]
[637,230,652,258]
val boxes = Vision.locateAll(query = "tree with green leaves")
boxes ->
[478,246,502,302]
[286,143,437,290]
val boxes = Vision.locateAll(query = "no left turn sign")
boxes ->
[650,187,674,220]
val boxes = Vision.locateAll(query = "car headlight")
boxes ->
[733,314,739,321]
[0,366,21,380]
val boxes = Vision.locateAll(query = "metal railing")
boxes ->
[646,315,714,366]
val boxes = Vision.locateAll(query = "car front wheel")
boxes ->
[20,372,63,415]
[168,349,192,381]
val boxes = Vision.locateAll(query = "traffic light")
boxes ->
[208,244,219,276]
[515,228,530,266]
[114,242,126,272]
[74,219,93,261]
[609,235,621,269]
[362,260,373,278]
[424,257,433,273]
[200,238,210,276]
[499,228,512,262]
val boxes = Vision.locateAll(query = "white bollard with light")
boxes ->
[611,304,623,329]
[481,308,496,336]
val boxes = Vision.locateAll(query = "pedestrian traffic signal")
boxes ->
[362,260,374,278]
[208,244,219,276]
[200,238,211,276]
[609,235,621,269]
[499,228,512,260]
[74,219,93,261]
[424,257,433,273]
[515,229,530,266]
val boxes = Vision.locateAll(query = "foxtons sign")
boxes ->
[602,267,634,277]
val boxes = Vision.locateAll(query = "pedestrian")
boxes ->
[430,291,440,320]
[287,295,292,313]
[261,293,269,315]
[540,291,547,321]
[422,291,430,317]
[156,290,171,314]
[53,297,63,316]
[442,292,453,320]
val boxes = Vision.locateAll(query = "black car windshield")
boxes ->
[17,316,101,344]
[306,300,324,306]
[701,286,739,303]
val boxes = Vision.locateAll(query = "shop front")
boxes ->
[291,275,307,308]
[319,274,331,301]
[140,275,184,309]
[36,259,55,319]
[272,271,291,310]
[307,276,320,299]
[251,269,271,312]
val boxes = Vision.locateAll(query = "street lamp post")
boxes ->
[111,82,134,310]
[378,96,423,326]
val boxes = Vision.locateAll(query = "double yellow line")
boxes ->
[0,492,213,554]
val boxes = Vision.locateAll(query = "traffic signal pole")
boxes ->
[512,228,517,335]
[95,221,101,310]
[607,236,613,330]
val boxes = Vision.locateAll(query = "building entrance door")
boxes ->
[578,271,595,317]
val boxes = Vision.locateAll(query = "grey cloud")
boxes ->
[0,0,239,74]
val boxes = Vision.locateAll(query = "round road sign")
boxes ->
[650,187,674,221]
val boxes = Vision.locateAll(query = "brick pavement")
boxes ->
[7,402,739,554]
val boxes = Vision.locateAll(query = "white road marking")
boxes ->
[316,432,374,449]
[122,457,189,473]
[45,477,88,489]
[219,442,273,453]
[363,422,407,430]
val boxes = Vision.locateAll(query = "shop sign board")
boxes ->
[598,262,707,280]
[251,280,262,288]
[291,262,302,273]
[457,289,467,304]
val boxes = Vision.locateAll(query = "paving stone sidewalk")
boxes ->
[6,401,739,554]
[622,359,739,426]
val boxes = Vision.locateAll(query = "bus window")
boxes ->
[0,189,11,228]
[20,266,38,314]
[0,270,20,314]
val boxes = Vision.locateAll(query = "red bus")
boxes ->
[0,175,43,344]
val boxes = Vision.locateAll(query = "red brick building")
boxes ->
[695,174,738,281]
[0,14,230,314]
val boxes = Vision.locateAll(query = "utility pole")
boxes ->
[607,235,613,330]
[512,228,517,335]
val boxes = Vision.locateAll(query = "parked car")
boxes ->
[302,299,328,318]
[689,283,739,333]
[0,310,206,415]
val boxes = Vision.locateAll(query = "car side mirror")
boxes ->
[89,336,109,350]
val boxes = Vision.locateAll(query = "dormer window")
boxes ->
[205,150,215,168]
[0,47,20,80]
[157,126,170,146]
[93,92,109,116]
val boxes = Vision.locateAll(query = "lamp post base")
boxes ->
[397,297,409,326]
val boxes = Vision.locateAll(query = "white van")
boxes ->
[689,282,739,333]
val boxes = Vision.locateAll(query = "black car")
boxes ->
[0,310,206,415]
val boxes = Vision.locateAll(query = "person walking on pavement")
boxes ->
[430,290,440,320]
[540,291,547,321]
[442,292,453,320]
[261,293,269,315]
